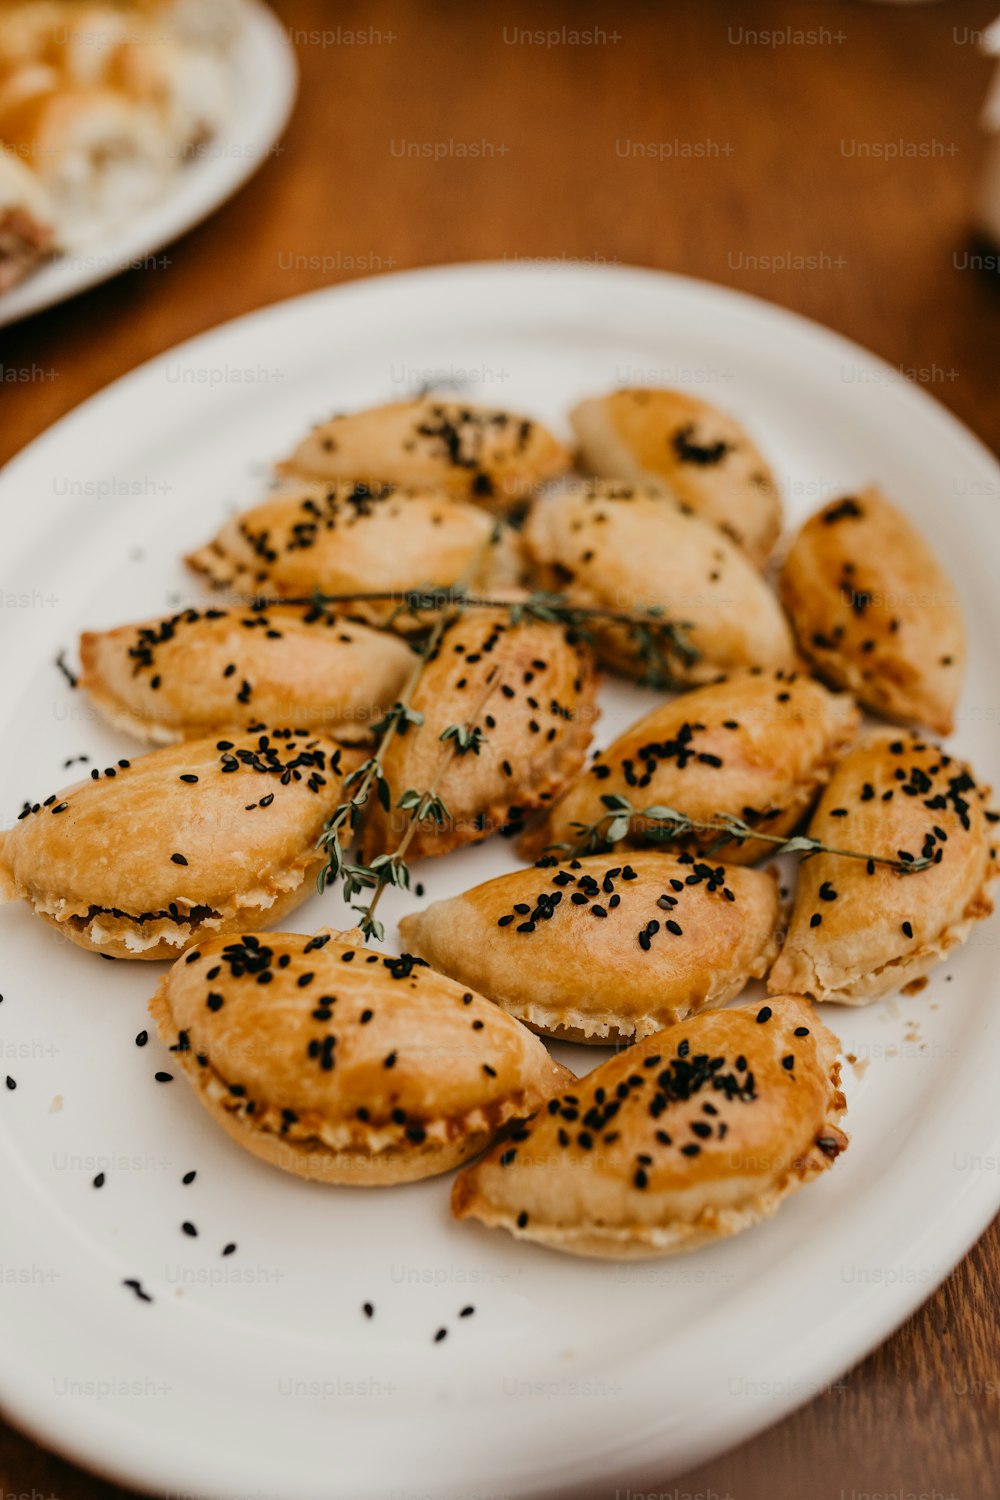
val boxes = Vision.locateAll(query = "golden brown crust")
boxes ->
[768,731,997,1004]
[184,481,510,627]
[0,728,359,959]
[778,488,966,735]
[280,398,570,512]
[570,388,782,565]
[522,482,795,683]
[79,604,414,746]
[521,669,860,864]
[451,996,847,1258]
[399,852,780,1044]
[361,608,598,861]
[149,926,573,1185]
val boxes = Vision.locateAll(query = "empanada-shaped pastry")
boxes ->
[150,926,571,1185]
[186,481,509,627]
[79,604,414,746]
[282,398,570,511]
[570,388,781,565]
[523,483,795,684]
[399,851,779,1044]
[522,669,860,864]
[0,729,356,959]
[361,609,597,860]
[452,996,847,1258]
[768,732,996,1004]
[778,488,965,735]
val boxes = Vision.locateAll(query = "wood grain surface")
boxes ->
[2,1,999,1497]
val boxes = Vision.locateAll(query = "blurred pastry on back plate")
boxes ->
[0,143,55,290]
[570,387,781,565]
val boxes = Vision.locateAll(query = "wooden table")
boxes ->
[2,1,999,1495]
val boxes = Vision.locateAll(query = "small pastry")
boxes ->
[361,608,597,861]
[521,669,860,864]
[0,728,357,959]
[282,398,570,511]
[0,79,169,238]
[778,488,965,735]
[79,603,415,746]
[523,482,795,683]
[570,388,781,565]
[186,481,508,627]
[768,732,997,1004]
[452,996,848,1258]
[0,142,55,292]
[399,851,780,1044]
[149,926,572,1185]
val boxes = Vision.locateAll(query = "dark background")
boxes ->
[2,1,999,1496]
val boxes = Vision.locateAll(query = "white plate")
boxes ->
[0,0,296,329]
[1,263,998,1500]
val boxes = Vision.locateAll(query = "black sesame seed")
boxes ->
[756,1007,772,1023]
[182,1221,198,1237]
[135,1030,148,1047]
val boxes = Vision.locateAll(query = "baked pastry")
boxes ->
[0,2,231,154]
[570,388,781,565]
[282,398,570,512]
[523,482,795,683]
[399,851,780,1044]
[778,488,965,736]
[768,732,996,1004]
[0,78,169,238]
[0,142,55,291]
[186,481,511,626]
[452,996,847,1258]
[79,603,415,745]
[361,607,597,860]
[149,926,572,1185]
[521,669,859,863]
[0,728,358,959]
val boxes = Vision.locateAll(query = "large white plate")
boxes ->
[0,0,296,329]
[1,264,998,1500]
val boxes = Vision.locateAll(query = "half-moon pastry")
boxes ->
[399,851,780,1044]
[186,481,509,626]
[0,143,55,292]
[149,926,572,1185]
[0,728,357,959]
[768,732,996,1004]
[570,388,781,565]
[361,608,597,861]
[523,482,795,683]
[282,398,570,511]
[521,669,860,864]
[452,995,848,1258]
[778,487,966,735]
[79,603,415,745]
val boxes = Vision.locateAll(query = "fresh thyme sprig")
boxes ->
[261,588,699,691]
[353,669,501,942]
[553,794,934,875]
